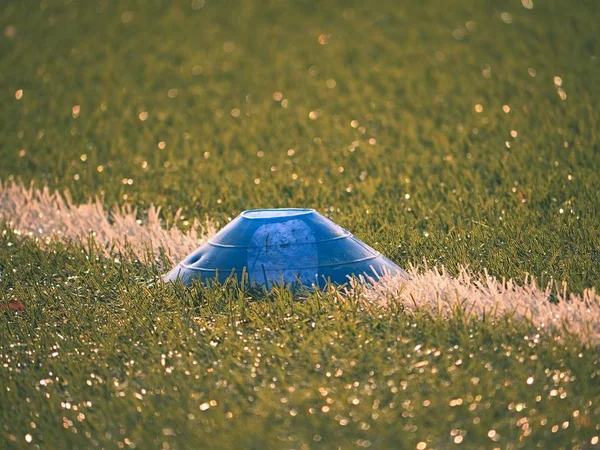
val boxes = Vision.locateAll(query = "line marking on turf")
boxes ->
[0,181,215,263]
[1,181,598,344]
[353,268,599,345]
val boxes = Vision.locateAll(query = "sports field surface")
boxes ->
[1,0,599,448]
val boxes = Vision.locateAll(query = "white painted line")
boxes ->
[0,182,215,263]
[352,268,599,344]
[1,181,598,343]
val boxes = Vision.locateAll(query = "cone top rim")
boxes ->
[241,208,315,219]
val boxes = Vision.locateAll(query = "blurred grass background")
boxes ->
[1,0,599,290]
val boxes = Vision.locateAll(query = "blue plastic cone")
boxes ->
[163,208,403,288]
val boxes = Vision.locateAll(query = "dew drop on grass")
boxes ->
[522,0,534,9]
[4,25,16,38]
[500,12,513,23]
[121,11,134,23]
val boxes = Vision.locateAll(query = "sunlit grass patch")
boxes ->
[1,233,599,449]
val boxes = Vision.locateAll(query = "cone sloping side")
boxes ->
[163,208,403,287]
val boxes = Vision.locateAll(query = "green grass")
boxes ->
[2,0,599,290]
[2,231,599,449]
[1,0,600,448]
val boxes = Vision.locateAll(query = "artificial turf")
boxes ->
[1,0,599,448]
